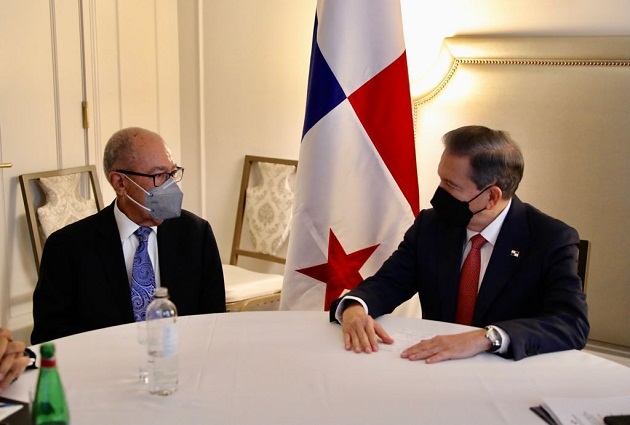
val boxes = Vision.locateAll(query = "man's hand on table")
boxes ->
[400,329,491,363]
[341,302,394,353]
[0,328,30,392]
[341,303,492,363]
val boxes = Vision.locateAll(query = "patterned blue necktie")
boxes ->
[131,226,156,322]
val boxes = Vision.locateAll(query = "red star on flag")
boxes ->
[296,229,379,311]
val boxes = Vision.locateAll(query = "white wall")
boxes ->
[179,0,314,257]
[401,0,630,92]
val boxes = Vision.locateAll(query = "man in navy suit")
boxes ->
[32,127,225,344]
[330,125,589,362]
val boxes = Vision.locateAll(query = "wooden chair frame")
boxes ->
[19,165,104,273]
[226,289,286,313]
[229,155,298,266]
[225,155,298,312]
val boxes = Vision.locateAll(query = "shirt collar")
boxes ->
[113,200,158,241]
[466,198,512,246]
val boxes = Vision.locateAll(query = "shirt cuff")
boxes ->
[489,325,511,354]
[334,296,368,323]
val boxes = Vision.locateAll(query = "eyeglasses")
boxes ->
[116,167,184,187]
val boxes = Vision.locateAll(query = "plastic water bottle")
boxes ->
[146,287,178,395]
[32,343,70,425]
[136,321,149,384]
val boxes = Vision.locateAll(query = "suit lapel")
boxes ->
[473,196,532,325]
[156,219,178,289]
[95,203,135,320]
[437,224,467,321]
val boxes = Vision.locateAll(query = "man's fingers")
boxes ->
[364,327,378,353]
[425,352,451,364]
[349,330,362,353]
[0,353,29,390]
[343,330,352,351]
[0,352,13,380]
[0,329,12,340]
[12,354,30,376]
[342,319,382,353]
[0,335,10,359]
[342,327,371,353]
[349,328,373,353]
[4,340,25,355]
[347,322,389,353]
[401,338,442,361]
[406,346,453,363]
[374,322,394,345]
[0,368,16,392]
[400,330,488,363]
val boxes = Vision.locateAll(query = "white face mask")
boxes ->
[123,175,183,220]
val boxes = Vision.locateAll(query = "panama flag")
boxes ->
[280,0,421,317]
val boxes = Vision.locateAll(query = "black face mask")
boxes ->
[430,186,491,227]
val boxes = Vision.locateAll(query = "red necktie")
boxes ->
[455,234,487,325]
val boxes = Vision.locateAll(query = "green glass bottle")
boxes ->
[32,343,70,425]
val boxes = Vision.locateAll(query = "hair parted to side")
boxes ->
[103,127,162,176]
[443,125,524,199]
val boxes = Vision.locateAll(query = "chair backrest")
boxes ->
[19,165,104,274]
[578,239,590,292]
[229,155,298,269]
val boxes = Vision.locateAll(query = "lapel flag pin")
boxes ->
[510,250,520,257]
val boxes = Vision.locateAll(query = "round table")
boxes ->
[5,311,630,424]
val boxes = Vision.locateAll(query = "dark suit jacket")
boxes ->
[31,202,226,344]
[330,196,589,360]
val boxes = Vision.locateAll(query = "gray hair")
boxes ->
[443,125,524,199]
[103,127,161,175]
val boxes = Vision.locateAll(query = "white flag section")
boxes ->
[280,0,422,318]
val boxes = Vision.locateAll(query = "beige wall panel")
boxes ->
[86,0,181,203]
[55,0,90,166]
[155,0,181,166]
[117,1,159,130]
[200,0,312,263]
[177,0,202,216]
[0,1,84,338]
[88,0,122,203]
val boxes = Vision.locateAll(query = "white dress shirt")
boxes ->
[113,200,161,288]
[463,198,512,290]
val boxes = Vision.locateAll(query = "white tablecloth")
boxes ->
[6,311,630,424]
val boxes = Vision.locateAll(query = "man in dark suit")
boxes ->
[32,127,225,344]
[331,125,589,362]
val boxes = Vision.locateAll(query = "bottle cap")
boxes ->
[40,342,55,359]
[154,287,169,298]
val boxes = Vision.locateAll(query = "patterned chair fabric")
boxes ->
[244,162,295,256]
[19,165,104,274]
[37,172,98,239]
[225,156,297,312]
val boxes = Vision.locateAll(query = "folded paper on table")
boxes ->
[532,395,630,425]
[0,397,28,425]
